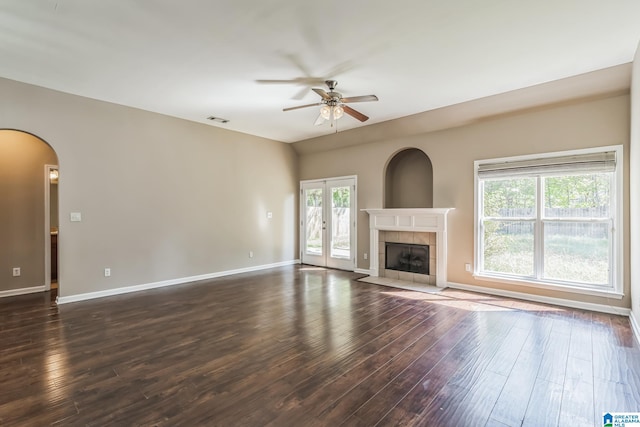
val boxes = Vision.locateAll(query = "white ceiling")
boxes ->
[1,1,639,143]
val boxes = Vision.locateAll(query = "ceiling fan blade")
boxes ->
[283,103,321,112]
[312,88,331,100]
[256,77,327,86]
[284,52,314,77]
[314,113,325,126]
[257,77,326,100]
[341,95,378,103]
[256,79,300,84]
[343,105,369,122]
[292,86,311,100]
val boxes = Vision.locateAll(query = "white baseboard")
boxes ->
[57,259,300,305]
[630,311,640,345]
[0,285,46,298]
[447,281,631,316]
[354,268,371,275]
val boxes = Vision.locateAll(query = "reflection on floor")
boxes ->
[358,275,443,294]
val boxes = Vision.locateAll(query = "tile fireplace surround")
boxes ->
[362,208,453,287]
[381,233,436,285]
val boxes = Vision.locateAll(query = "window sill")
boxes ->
[472,273,624,300]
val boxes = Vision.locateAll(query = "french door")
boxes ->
[301,177,356,270]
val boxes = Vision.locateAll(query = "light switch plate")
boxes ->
[267,211,273,219]
[70,212,82,222]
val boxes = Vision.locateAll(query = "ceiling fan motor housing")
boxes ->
[323,82,341,105]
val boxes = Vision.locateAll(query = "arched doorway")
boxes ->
[384,148,433,208]
[0,130,59,297]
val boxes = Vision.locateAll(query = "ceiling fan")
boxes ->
[283,80,378,125]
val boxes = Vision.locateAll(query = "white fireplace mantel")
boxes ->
[362,208,454,287]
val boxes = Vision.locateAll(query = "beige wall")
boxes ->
[0,77,299,298]
[0,131,58,291]
[295,93,631,308]
[631,44,640,320]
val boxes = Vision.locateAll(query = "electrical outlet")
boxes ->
[363,253,368,260]
[104,268,111,277]
[249,251,254,258]
[12,267,21,277]
[465,263,472,272]
[266,211,273,219]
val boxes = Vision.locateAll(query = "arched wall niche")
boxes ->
[383,147,433,208]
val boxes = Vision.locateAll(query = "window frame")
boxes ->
[473,145,624,299]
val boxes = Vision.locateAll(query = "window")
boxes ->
[475,147,622,296]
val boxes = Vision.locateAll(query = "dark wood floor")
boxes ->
[1,266,638,426]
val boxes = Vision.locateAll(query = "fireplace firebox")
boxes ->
[385,243,429,275]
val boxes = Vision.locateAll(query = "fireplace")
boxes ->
[385,243,429,275]
[363,208,453,287]
[379,231,436,285]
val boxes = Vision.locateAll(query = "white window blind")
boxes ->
[477,151,616,178]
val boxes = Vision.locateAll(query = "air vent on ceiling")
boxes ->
[207,116,229,123]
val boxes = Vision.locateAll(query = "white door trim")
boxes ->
[300,175,357,271]
[44,164,58,291]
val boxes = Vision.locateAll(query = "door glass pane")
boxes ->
[482,220,534,276]
[543,221,610,285]
[330,186,350,259]
[305,188,323,256]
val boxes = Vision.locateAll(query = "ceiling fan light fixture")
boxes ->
[320,104,331,120]
[320,104,344,121]
[333,105,344,119]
